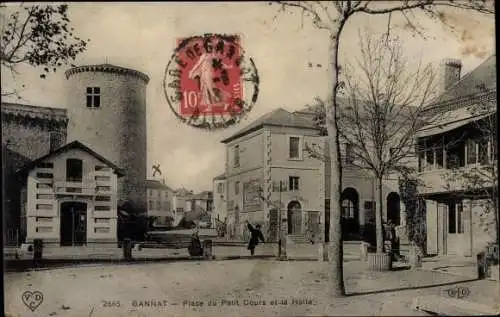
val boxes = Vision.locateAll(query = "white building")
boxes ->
[18,141,124,246]
[172,188,193,226]
[146,179,174,226]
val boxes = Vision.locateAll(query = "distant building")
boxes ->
[172,188,193,226]
[187,191,214,226]
[146,179,174,226]
[212,173,227,226]
[417,55,497,256]
[17,141,124,246]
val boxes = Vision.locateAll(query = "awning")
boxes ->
[416,106,495,138]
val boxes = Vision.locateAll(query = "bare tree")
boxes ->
[442,97,498,246]
[1,3,89,97]
[271,0,494,296]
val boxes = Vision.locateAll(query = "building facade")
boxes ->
[220,108,404,242]
[1,103,68,244]
[172,188,193,226]
[146,179,174,226]
[18,141,123,245]
[65,64,150,211]
[212,173,228,226]
[417,55,497,256]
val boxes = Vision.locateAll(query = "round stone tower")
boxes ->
[65,64,150,211]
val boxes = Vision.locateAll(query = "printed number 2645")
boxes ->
[102,300,121,308]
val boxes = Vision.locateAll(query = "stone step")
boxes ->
[412,295,500,316]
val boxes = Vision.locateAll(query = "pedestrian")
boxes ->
[246,220,265,256]
[188,229,203,256]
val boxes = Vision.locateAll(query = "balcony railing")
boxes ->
[53,179,97,196]
[418,165,495,195]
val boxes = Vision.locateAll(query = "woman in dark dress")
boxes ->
[246,220,265,256]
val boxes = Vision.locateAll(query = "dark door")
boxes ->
[60,202,87,246]
[325,199,330,242]
[287,201,302,234]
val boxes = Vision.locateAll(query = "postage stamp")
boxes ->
[163,33,259,129]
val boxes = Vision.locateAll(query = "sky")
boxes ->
[1,2,495,193]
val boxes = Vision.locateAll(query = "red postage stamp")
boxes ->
[164,34,259,130]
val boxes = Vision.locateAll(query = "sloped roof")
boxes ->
[433,54,496,103]
[145,179,172,190]
[1,102,67,123]
[213,173,226,180]
[174,188,193,196]
[17,140,125,177]
[191,191,213,200]
[221,108,318,143]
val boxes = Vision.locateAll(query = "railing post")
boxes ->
[123,238,133,261]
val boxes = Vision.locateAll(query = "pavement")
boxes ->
[4,258,499,317]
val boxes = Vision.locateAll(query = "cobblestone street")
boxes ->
[5,258,498,317]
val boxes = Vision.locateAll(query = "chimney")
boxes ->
[439,58,462,94]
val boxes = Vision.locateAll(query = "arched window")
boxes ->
[341,199,355,218]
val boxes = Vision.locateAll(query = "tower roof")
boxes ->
[65,63,150,84]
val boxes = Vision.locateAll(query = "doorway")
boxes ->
[287,201,302,234]
[387,192,401,226]
[60,202,87,246]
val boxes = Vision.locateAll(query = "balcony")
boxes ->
[418,165,495,195]
[53,179,97,196]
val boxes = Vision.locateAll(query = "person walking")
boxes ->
[246,220,265,256]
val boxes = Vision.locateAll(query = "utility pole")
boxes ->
[277,180,287,260]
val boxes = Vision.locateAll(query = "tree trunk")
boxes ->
[376,176,384,253]
[325,24,346,297]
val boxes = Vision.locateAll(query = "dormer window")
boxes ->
[86,87,100,108]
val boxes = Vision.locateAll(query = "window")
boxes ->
[95,205,111,211]
[36,172,53,179]
[94,227,110,233]
[95,176,110,182]
[148,200,152,209]
[233,145,240,167]
[36,194,53,200]
[345,143,354,164]
[289,176,299,191]
[235,181,240,195]
[94,218,110,224]
[96,196,111,201]
[217,183,224,194]
[289,136,301,159]
[86,87,100,108]
[67,187,82,193]
[467,139,477,165]
[448,201,464,234]
[66,159,83,182]
[36,217,52,222]
[36,227,52,233]
[36,183,53,189]
[176,207,184,213]
[96,186,111,192]
[342,199,355,218]
[156,201,161,209]
[36,162,53,169]
[36,204,52,210]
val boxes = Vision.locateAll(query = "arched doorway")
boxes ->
[387,192,401,226]
[341,187,360,240]
[287,201,302,235]
[60,202,87,246]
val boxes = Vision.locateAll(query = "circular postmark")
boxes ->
[163,33,259,130]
